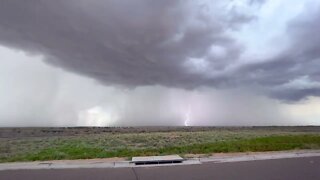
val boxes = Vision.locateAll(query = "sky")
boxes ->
[0,0,320,126]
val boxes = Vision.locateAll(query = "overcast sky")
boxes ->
[0,0,320,126]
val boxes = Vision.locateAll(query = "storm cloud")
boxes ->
[0,0,254,89]
[0,0,320,126]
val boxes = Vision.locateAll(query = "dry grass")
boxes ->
[0,127,319,163]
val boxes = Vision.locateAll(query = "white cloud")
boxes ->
[208,45,227,58]
[184,57,209,74]
[279,76,320,90]
[232,0,310,59]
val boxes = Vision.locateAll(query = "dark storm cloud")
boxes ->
[0,0,247,89]
[0,0,319,101]
[271,88,320,102]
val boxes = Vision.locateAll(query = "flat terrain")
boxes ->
[1,156,319,180]
[0,126,320,163]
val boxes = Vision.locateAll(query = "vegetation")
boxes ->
[0,128,320,163]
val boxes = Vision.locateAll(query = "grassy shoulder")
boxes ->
[1,134,320,163]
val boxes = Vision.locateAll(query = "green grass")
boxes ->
[1,134,320,163]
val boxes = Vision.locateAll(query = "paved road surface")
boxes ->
[1,156,319,180]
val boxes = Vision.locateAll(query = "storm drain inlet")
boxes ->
[131,155,184,166]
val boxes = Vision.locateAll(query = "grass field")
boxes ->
[0,127,320,163]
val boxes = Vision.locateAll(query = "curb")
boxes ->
[0,150,319,171]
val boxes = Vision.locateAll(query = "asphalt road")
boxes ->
[1,156,320,180]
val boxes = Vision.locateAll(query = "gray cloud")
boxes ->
[232,6,320,101]
[0,0,252,89]
[249,0,266,5]
[0,0,319,102]
[0,0,244,88]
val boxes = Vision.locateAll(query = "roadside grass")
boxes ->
[1,134,320,163]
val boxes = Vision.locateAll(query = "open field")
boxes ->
[0,126,320,163]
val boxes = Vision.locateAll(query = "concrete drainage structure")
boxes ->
[131,155,184,165]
